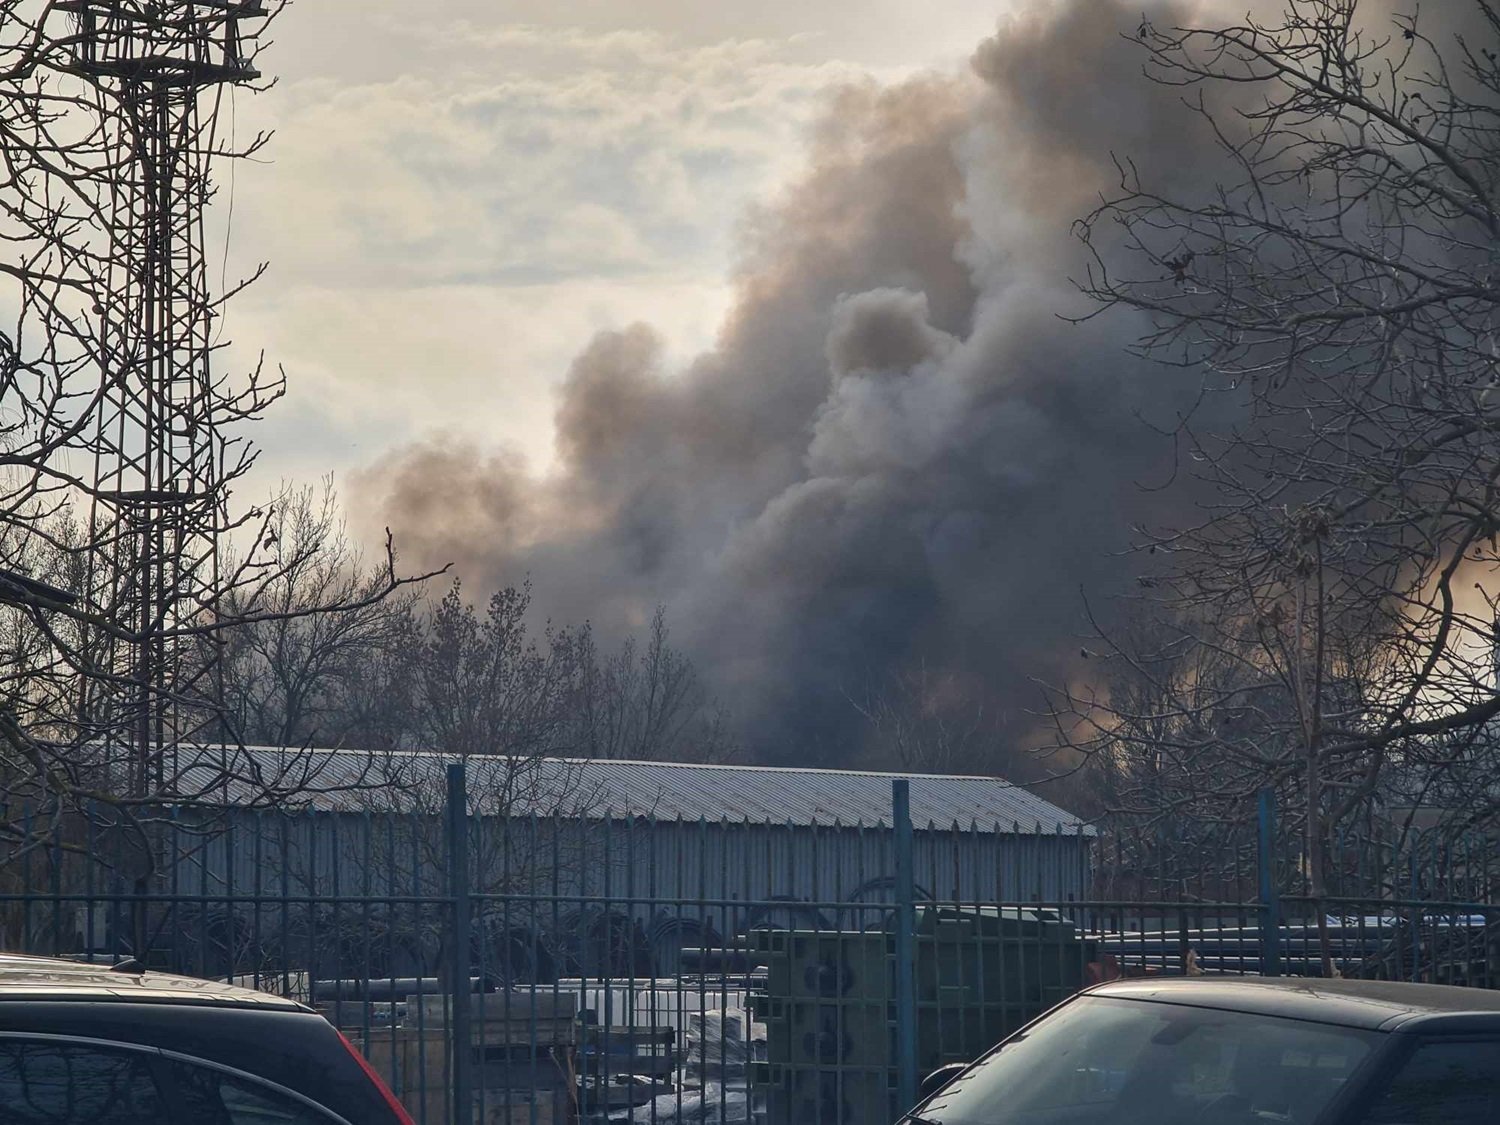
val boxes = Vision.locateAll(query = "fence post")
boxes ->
[1257,788,1281,977]
[893,779,918,1112]
[446,762,472,1125]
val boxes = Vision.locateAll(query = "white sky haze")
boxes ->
[222,1,1020,491]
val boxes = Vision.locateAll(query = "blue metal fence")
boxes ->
[2,768,1498,1124]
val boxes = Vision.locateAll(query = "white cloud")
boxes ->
[215,6,1011,492]
[230,274,733,494]
[232,29,872,286]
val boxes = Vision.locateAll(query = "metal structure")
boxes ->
[59,1,267,791]
[185,750,1097,908]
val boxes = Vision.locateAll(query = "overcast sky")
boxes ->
[220,1,1024,495]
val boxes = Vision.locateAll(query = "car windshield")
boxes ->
[914,996,1379,1125]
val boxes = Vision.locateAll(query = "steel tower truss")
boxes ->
[61,1,266,795]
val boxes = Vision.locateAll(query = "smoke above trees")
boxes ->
[352,0,1489,772]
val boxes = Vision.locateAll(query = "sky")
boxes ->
[221,0,1026,495]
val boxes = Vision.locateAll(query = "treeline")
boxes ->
[215,488,737,764]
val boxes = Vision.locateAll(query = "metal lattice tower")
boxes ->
[61,1,266,796]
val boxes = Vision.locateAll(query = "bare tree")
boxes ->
[1053,0,1500,962]
[849,663,993,774]
[404,579,586,763]
[570,607,738,764]
[216,482,423,750]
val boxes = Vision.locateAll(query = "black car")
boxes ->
[0,952,413,1123]
[904,976,1500,1125]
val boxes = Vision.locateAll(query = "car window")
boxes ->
[0,1039,166,1124]
[1358,1038,1500,1125]
[916,996,1377,1125]
[167,1058,340,1124]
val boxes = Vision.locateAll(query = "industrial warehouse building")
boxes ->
[161,749,1094,981]
[203,749,1090,893]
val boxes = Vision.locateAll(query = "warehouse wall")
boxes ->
[185,810,1090,921]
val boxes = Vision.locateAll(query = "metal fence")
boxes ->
[2,769,1498,1125]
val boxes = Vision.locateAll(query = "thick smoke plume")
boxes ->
[353,0,1277,768]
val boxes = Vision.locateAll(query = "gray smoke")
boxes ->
[352,0,1385,766]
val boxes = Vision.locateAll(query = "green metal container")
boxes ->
[750,906,1096,1123]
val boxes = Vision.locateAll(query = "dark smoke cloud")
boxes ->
[352,0,1268,766]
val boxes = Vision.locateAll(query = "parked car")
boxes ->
[0,951,413,1123]
[902,976,1500,1124]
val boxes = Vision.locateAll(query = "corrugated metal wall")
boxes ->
[186,810,1090,926]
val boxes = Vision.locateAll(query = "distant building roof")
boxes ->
[190,747,1092,834]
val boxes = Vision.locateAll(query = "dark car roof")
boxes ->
[1087,976,1500,1032]
[0,952,302,1011]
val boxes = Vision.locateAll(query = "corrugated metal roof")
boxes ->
[184,746,1092,833]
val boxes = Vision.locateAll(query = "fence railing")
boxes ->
[2,771,1497,1124]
